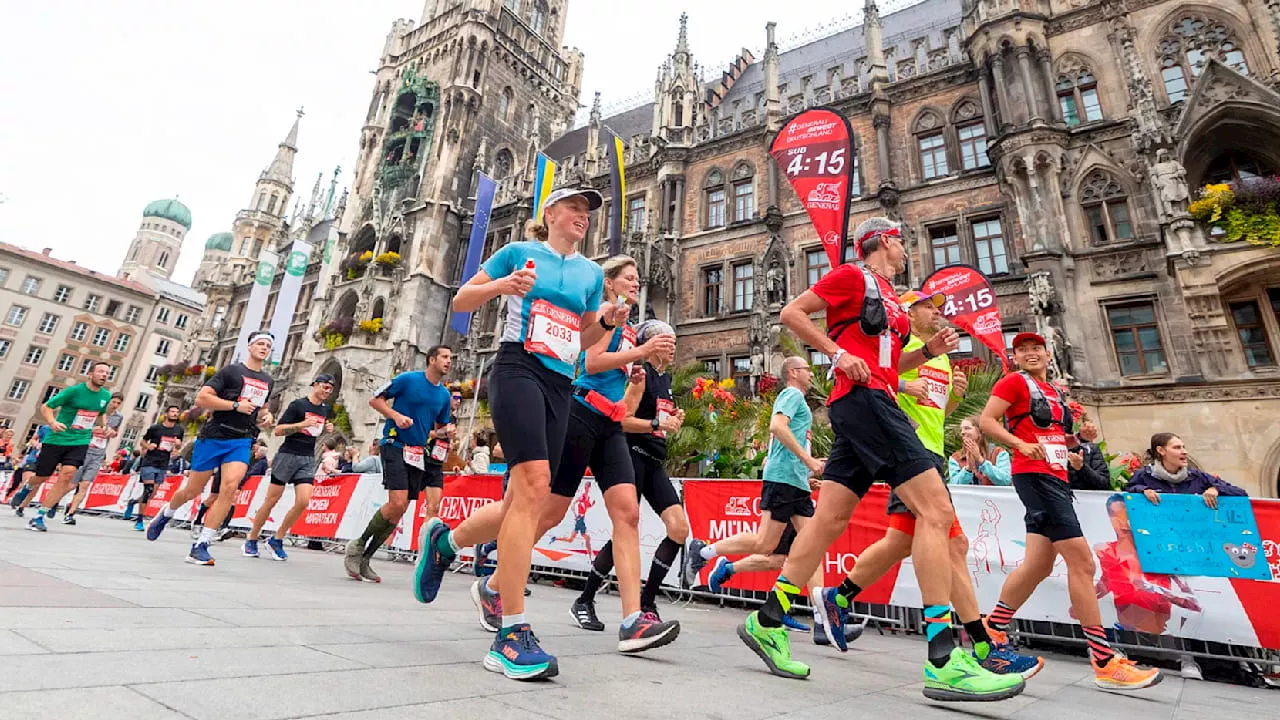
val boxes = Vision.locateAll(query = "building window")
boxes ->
[1057,70,1103,126]
[105,300,121,317]
[929,225,962,269]
[1158,16,1249,103]
[626,196,646,233]
[36,313,59,335]
[57,353,76,372]
[0,267,8,285]
[1108,303,1169,376]
[239,237,252,255]
[124,305,141,324]
[156,307,171,324]
[53,285,71,304]
[175,313,189,330]
[971,218,1009,276]
[707,187,726,228]
[106,365,118,382]
[70,321,88,341]
[113,333,131,353]
[156,339,172,356]
[957,122,989,170]
[806,249,830,286]
[498,87,512,121]
[0,339,9,358]
[84,294,101,312]
[157,251,169,269]
[119,427,139,447]
[731,357,752,388]
[733,180,754,222]
[92,328,111,346]
[5,305,28,326]
[7,380,30,401]
[732,262,755,312]
[134,393,152,412]
[809,350,831,368]
[80,358,94,375]
[22,346,44,366]
[40,385,60,404]
[1081,171,1134,244]
[530,0,547,34]
[703,267,722,315]
[704,358,722,380]
[145,366,160,383]
[1230,301,1274,368]
[850,152,862,197]
[918,132,948,180]
[21,276,41,295]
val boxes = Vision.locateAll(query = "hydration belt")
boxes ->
[574,387,627,422]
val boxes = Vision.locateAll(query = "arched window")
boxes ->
[372,297,386,321]
[731,163,755,223]
[530,1,547,34]
[157,251,169,269]
[951,99,989,170]
[498,87,512,121]
[1205,150,1277,185]
[704,170,726,229]
[1158,15,1250,103]
[268,193,280,215]
[493,149,514,179]
[385,234,403,255]
[256,190,267,210]
[1080,170,1134,244]
[239,237,253,255]
[913,110,949,180]
[1056,69,1102,126]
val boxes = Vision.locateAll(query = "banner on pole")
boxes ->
[532,154,557,224]
[769,107,855,269]
[607,131,627,257]
[232,249,279,363]
[921,264,1009,371]
[268,239,313,364]
[450,173,497,336]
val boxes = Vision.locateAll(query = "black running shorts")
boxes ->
[760,481,815,524]
[35,443,88,477]
[884,453,948,516]
[1012,472,1083,542]
[552,401,635,497]
[822,386,939,497]
[630,445,681,515]
[381,442,427,502]
[489,343,572,472]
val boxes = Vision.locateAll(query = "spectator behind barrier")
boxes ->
[467,434,491,475]
[1067,420,1111,491]
[246,441,269,478]
[1125,432,1247,509]
[350,440,383,474]
[948,416,1011,485]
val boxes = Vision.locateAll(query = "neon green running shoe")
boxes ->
[737,611,810,680]
[923,647,1026,701]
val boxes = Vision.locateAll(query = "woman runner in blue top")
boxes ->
[416,187,628,681]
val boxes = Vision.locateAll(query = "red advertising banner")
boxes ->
[232,475,263,520]
[770,107,855,269]
[409,473,503,551]
[681,480,899,599]
[144,475,185,517]
[83,473,131,510]
[292,474,361,538]
[1230,499,1280,650]
[921,264,1009,371]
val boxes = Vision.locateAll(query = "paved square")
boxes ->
[1,513,1267,719]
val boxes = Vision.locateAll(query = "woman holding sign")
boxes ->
[416,187,628,681]
[1126,433,1247,508]
[979,332,1162,691]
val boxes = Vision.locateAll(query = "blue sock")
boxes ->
[924,605,955,667]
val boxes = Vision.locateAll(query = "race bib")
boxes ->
[403,445,425,470]
[238,377,269,408]
[654,398,676,438]
[159,436,178,453]
[1036,432,1070,470]
[618,326,637,375]
[71,410,99,430]
[90,435,108,450]
[917,365,951,409]
[430,438,449,462]
[525,299,581,365]
[304,412,326,437]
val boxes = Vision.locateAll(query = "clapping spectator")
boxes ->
[351,440,383,474]
[1126,433,1247,508]
[948,416,1011,485]
[315,438,342,482]
[246,442,269,478]
[467,434,491,475]
[1068,420,1111,491]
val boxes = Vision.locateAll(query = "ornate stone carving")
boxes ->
[765,258,786,306]
[1090,248,1157,281]
[1026,271,1071,380]
[1072,381,1280,406]
[1149,149,1190,220]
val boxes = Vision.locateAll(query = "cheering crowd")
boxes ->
[1,190,1253,701]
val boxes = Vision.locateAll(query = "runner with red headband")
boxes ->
[736,216,1024,702]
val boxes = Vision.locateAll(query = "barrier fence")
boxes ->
[44,471,1280,666]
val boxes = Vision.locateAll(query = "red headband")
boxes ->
[856,226,901,257]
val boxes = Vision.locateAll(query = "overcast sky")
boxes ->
[0,0,869,286]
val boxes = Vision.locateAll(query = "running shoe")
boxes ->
[343,539,364,580]
[781,614,811,632]
[358,557,381,583]
[570,598,604,632]
[45,505,58,519]
[62,514,76,526]
[134,519,145,532]
[122,505,134,521]
[243,539,260,558]
[641,604,662,621]
[215,527,234,542]
[923,647,1025,702]
[413,518,450,603]
[814,621,865,647]
[10,486,31,508]
[14,507,24,518]
[145,512,171,541]
[738,611,810,679]
[707,557,734,593]
[484,624,558,681]
[817,587,850,651]
[27,514,47,532]
[472,578,502,632]
[682,539,709,586]
[619,611,681,653]
[190,525,202,540]
[186,542,215,566]
[266,537,288,561]
[980,643,1044,679]
[1093,655,1162,691]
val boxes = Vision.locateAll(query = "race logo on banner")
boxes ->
[145,476,184,516]
[770,107,855,270]
[83,473,130,510]
[293,474,361,538]
[921,264,1008,370]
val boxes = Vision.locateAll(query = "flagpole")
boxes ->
[463,355,488,458]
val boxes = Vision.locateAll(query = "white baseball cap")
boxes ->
[543,187,604,211]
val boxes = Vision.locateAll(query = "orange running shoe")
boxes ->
[983,618,1010,647]
[1093,655,1162,690]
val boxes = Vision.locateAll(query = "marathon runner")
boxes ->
[51,393,123,524]
[146,332,276,565]
[130,405,186,531]
[979,332,1161,690]
[245,373,335,561]
[416,187,626,681]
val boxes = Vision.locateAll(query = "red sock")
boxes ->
[1084,625,1115,666]
[987,601,1016,631]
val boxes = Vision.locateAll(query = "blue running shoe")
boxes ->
[413,517,450,604]
[814,621,866,646]
[708,557,735,593]
[122,504,134,521]
[186,542,215,566]
[266,537,288,561]
[145,512,171,541]
[483,624,559,680]
[134,519,144,532]
[28,514,47,532]
[243,539,260,557]
[979,642,1044,680]
[819,587,850,652]
[682,539,709,586]
[10,486,31,509]
[781,614,811,632]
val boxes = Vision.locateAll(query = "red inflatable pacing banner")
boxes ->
[770,107,855,269]
[921,264,1009,371]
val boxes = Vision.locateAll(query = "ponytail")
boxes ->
[1147,432,1178,465]
[524,219,549,242]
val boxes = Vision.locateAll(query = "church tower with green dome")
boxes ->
[118,197,192,281]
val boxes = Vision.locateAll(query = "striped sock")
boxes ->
[924,605,956,667]
[1083,625,1115,666]
[759,577,801,628]
[987,600,1016,632]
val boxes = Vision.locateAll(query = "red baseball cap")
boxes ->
[1010,331,1046,349]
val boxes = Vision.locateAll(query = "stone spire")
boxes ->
[261,109,302,188]
[675,12,690,58]
[764,22,781,131]
[587,91,602,173]
[304,171,323,221]
[864,0,889,83]
[323,166,341,220]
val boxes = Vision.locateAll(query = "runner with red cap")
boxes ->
[979,331,1162,690]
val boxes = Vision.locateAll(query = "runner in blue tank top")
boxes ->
[414,187,629,681]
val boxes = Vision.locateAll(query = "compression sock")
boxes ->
[434,526,459,559]
[925,605,956,668]
[193,502,208,526]
[835,578,862,608]
[965,619,993,659]
[640,537,680,609]
[362,514,397,559]
[578,541,614,604]
[988,600,1016,632]
[759,577,802,628]
[1084,625,1116,667]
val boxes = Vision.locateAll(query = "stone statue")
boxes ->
[1151,149,1190,219]
[1026,271,1056,316]
[766,259,785,305]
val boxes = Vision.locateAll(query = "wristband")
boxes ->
[827,349,846,380]
[922,344,937,360]
[898,379,907,393]
[599,316,615,330]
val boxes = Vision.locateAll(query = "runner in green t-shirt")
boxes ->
[23,361,113,532]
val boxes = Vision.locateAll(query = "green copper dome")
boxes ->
[205,232,233,252]
[142,198,192,229]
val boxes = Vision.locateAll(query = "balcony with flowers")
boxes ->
[1189,177,1280,246]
